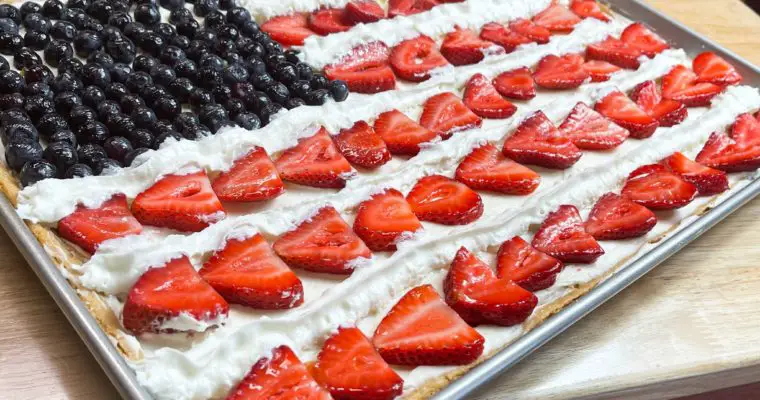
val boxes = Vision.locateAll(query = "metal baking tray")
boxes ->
[1,1,759,399]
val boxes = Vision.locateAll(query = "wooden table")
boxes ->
[2,1,760,399]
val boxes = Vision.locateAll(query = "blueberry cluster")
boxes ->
[0,0,349,187]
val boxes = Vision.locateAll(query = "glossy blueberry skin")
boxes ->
[24,82,51,99]
[128,129,154,149]
[175,19,199,39]
[20,159,56,186]
[0,33,23,55]
[149,119,175,136]
[24,30,50,50]
[153,96,181,120]
[64,162,93,178]
[119,93,145,115]
[24,13,50,34]
[234,112,260,130]
[81,62,111,88]
[76,142,107,167]
[110,63,132,84]
[196,67,223,89]
[198,54,223,71]
[42,0,65,19]
[226,7,251,26]
[50,21,77,41]
[169,8,193,25]
[96,99,120,120]
[133,54,158,73]
[106,114,135,138]
[194,0,219,17]
[13,47,42,70]
[107,11,132,30]
[185,40,209,61]
[49,129,77,147]
[139,31,165,56]
[173,112,198,133]
[123,22,147,42]
[124,71,152,93]
[0,5,21,24]
[188,87,213,109]
[284,97,305,110]
[168,77,194,101]
[43,141,78,175]
[5,140,43,171]
[133,4,160,27]
[203,10,224,29]
[170,34,189,50]
[36,112,69,137]
[58,58,83,76]
[105,36,136,64]
[0,92,24,110]
[87,0,114,24]
[77,120,109,145]
[43,39,74,67]
[68,104,97,128]
[224,97,245,117]
[24,94,55,122]
[150,64,176,86]
[199,103,227,129]
[103,135,133,162]
[154,130,182,147]
[123,147,149,167]
[310,74,329,90]
[22,64,53,85]
[219,0,239,10]
[89,51,115,67]
[0,56,8,72]
[73,30,102,58]
[160,45,186,66]
[1,121,38,145]
[211,84,232,104]
[329,80,349,102]
[182,123,211,140]
[138,85,168,107]
[51,73,84,94]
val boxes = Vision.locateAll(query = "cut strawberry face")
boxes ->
[345,0,386,24]
[594,90,659,139]
[502,110,582,169]
[509,18,551,44]
[122,256,229,335]
[497,237,563,292]
[558,102,629,150]
[493,67,537,100]
[58,194,142,254]
[227,346,332,400]
[584,193,657,240]
[444,247,538,326]
[630,80,688,128]
[621,164,698,209]
[661,65,723,107]
[261,13,317,46]
[372,284,485,365]
[440,28,494,66]
[463,73,517,119]
[373,109,437,155]
[353,188,422,251]
[312,327,404,400]
[620,22,669,58]
[479,22,532,53]
[275,127,353,188]
[661,152,728,195]
[582,60,621,82]
[131,171,226,232]
[333,120,391,169]
[419,92,482,139]
[388,0,439,17]
[532,205,604,263]
[533,3,582,33]
[692,51,742,86]
[585,37,643,70]
[325,41,396,94]
[455,143,540,195]
[729,113,760,148]
[308,8,354,35]
[696,131,760,172]
[199,234,304,309]
[273,206,371,274]
[570,0,610,21]
[390,36,449,82]
[533,53,590,90]
[406,174,484,225]
[211,147,285,202]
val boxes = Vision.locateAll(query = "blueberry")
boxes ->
[154,130,182,147]
[106,114,134,137]
[81,62,111,88]
[5,141,43,171]
[42,0,65,19]
[284,97,305,110]
[25,81,53,98]
[68,104,96,127]
[2,121,38,145]
[149,64,176,87]
[139,85,168,106]
[1,109,31,126]
[107,11,132,30]
[159,0,185,10]
[199,54,224,71]
[74,30,102,57]
[139,32,165,56]
[245,56,267,76]
[211,84,232,104]
[182,123,210,140]
[0,33,23,55]
[226,7,250,26]
[124,71,151,93]
[289,80,312,98]
[153,96,180,119]
[224,97,245,117]
[103,135,132,162]
[128,128,154,149]
[0,18,19,35]
[36,113,69,137]
[119,93,144,115]
[240,20,259,38]
[110,63,132,84]
[0,56,7,72]
[224,63,249,85]
[124,147,149,166]
[170,34,190,50]
[197,67,223,89]
[87,51,114,68]
[23,65,53,85]
[77,142,106,167]
[251,72,274,90]
[65,8,89,30]
[20,159,56,185]
[217,24,239,41]
[105,36,136,64]
[58,58,83,76]
[173,112,198,132]
[194,0,219,17]
[149,119,175,136]
[174,59,198,80]
[204,10,225,30]
[96,99,120,120]
[43,39,74,67]
[169,8,193,25]
[185,39,209,61]
[188,87,213,109]
[23,13,50,33]
[199,104,227,131]
[20,1,42,18]
[133,4,160,26]
[274,63,298,85]
[175,18,199,39]
[123,22,146,41]
[0,70,23,94]
[303,88,330,106]
[265,81,290,104]
[63,162,91,178]
[0,5,21,24]
[329,80,349,102]
[50,21,77,41]
[160,45,185,66]
[133,54,158,73]
[13,47,42,70]
[168,77,194,101]
[0,93,24,110]
[219,0,239,10]
[87,0,113,23]
[44,141,78,174]
[24,95,55,122]
[50,129,77,147]
[51,73,84,94]
[105,82,129,101]
[131,106,156,129]
[195,28,216,45]
[234,112,260,130]
[77,120,109,145]
[82,16,103,33]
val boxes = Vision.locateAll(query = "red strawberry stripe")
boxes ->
[693,51,743,86]
[211,147,285,202]
[390,36,449,82]
[533,53,590,90]
[308,8,354,35]
[594,90,658,139]
[406,174,484,225]
[620,22,669,58]
[261,13,316,46]
[440,28,494,66]
[325,41,396,94]
[353,189,422,251]
[661,152,729,195]
[509,18,551,44]
[586,37,643,69]
[559,101,629,150]
[570,0,610,21]
[621,164,698,209]
[463,73,517,119]
[455,143,540,195]
[493,67,537,100]
[532,3,582,33]
[696,131,760,172]
[480,22,532,53]
[630,80,688,128]
[661,65,723,107]
[374,109,437,156]
[419,92,482,139]
[388,0,439,17]
[729,112,760,148]
[584,193,657,240]
[497,237,563,292]
[582,60,621,82]
[345,0,386,24]
[333,120,391,169]
[502,110,582,169]
[532,205,604,264]
[58,194,142,254]
[275,127,353,189]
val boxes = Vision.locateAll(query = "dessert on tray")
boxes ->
[1,0,759,399]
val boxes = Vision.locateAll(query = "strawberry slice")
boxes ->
[502,110,582,169]
[570,0,610,21]
[273,206,371,274]
[532,205,604,263]
[696,131,760,172]
[345,0,386,24]
[373,109,437,155]
[493,67,537,100]
[661,151,729,195]
[620,22,669,58]
[333,120,391,169]
[372,284,485,365]
[440,28,494,66]
[211,147,285,202]
[584,193,657,240]
[261,13,317,46]
[419,92,482,139]
[58,194,143,254]
[559,101,629,150]
[312,327,403,400]
[621,164,698,209]
[463,73,517,119]
[455,143,540,195]
[199,234,304,309]
[390,35,449,82]
[353,188,422,251]
[131,171,225,232]
[479,22,532,53]
[661,65,723,107]
[729,113,760,148]
[496,237,563,292]
[274,127,353,188]
[533,53,590,90]
[227,346,331,400]
[308,8,354,35]
[533,3,582,33]
[582,60,621,82]
[509,18,551,44]
[406,174,484,225]
[586,37,643,69]
[693,51,743,86]
[630,80,688,127]
[388,0,439,17]
[122,256,229,334]
[325,41,396,94]
[594,90,659,139]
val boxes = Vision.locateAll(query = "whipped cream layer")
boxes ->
[241,0,355,20]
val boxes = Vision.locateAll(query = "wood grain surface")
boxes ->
[2,1,760,399]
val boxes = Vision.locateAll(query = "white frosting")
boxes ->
[241,0,355,20]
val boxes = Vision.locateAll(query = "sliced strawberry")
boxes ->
[661,151,728,195]
[211,147,284,202]
[620,22,669,58]
[729,113,760,148]
[693,51,742,86]
[479,22,532,53]
[388,0,439,17]
[509,18,551,44]
[455,143,540,195]
[199,234,304,309]
[273,206,371,274]
[496,237,563,292]
[532,205,604,263]
[594,90,659,139]
[621,164,698,209]
[308,8,354,35]
[584,193,657,240]
[325,41,396,94]
[559,102,629,150]
[312,327,403,400]
[570,0,610,21]
[58,194,142,254]
[372,284,485,365]
[440,28,494,66]
[333,120,391,169]
[463,73,517,119]
[533,53,590,90]
[419,92,482,139]
[122,256,228,335]
[582,60,621,82]
[502,110,582,169]
[493,67,537,100]
[661,65,723,107]
[353,188,422,251]
[227,346,331,400]
[390,35,449,82]
[406,174,484,225]
[696,131,760,172]
[373,109,437,155]
[274,127,353,189]
[345,0,386,24]
[533,3,582,33]
[131,171,225,232]
[630,80,688,127]
[261,13,317,46]
[586,37,643,69]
